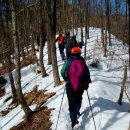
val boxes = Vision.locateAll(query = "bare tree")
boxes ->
[28,8,38,62]
[100,0,104,46]
[63,0,67,34]
[106,0,111,46]
[0,0,17,102]
[118,64,127,105]
[45,0,61,86]
[104,0,109,57]
[10,0,32,120]
[47,32,52,65]
[38,0,48,77]
[84,0,89,59]
[128,0,130,68]
[78,0,84,49]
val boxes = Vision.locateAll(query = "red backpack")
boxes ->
[59,35,65,44]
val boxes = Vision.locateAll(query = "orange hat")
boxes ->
[71,47,81,55]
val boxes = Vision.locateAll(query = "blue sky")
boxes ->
[67,0,128,14]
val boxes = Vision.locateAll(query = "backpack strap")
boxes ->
[67,58,73,79]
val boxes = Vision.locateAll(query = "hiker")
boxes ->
[65,33,79,59]
[36,26,47,51]
[60,47,91,129]
[55,34,65,60]
[65,32,71,59]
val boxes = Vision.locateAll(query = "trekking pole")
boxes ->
[86,90,97,130]
[55,87,66,130]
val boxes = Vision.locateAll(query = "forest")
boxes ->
[0,0,130,130]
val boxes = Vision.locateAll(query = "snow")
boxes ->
[0,27,129,130]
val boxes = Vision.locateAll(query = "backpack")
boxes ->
[67,56,91,91]
[59,35,65,44]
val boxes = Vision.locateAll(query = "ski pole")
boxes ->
[86,90,97,130]
[55,86,66,130]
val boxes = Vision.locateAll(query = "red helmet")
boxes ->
[71,47,81,55]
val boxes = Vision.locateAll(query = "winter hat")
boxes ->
[71,47,81,55]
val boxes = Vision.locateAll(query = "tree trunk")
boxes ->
[0,0,17,102]
[72,0,74,35]
[0,0,4,31]
[25,8,29,53]
[128,0,130,68]
[84,0,88,59]
[39,0,48,77]
[5,55,17,101]
[46,0,61,86]
[47,34,52,65]
[87,0,90,39]
[11,0,32,120]
[100,0,104,46]
[28,7,38,65]
[63,0,67,34]
[106,0,111,46]
[104,0,109,57]
[118,65,127,105]
[39,34,48,77]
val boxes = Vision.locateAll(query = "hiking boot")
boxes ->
[72,120,79,128]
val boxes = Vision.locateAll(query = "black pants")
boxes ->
[58,43,65,54]
[66,82,84,122]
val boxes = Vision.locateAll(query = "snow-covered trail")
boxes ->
[0,27,129,130]
[46,28,129,130]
